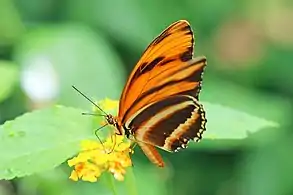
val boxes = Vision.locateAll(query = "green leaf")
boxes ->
[0,61,19,103]
[0,106,96,180]
[203,102,279,140]
[100,172,118,195]
[0,0,24,46]
[124,168,138,195]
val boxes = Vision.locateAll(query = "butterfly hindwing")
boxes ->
[125,94,206,152]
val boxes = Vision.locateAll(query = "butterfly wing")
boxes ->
[118,20,207,167]
[126,89,206,167]
[124,60,207,152]
[137,142,165,167]
[119,20,199,123]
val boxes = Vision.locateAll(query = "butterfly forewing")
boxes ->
[121,57,206,124]
[119,20,195,121]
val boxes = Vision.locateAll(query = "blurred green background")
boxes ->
[0,0,292,194]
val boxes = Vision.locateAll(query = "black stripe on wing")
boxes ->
[136,59,205,103]
[125,95,206,152]
[121,57,206,125]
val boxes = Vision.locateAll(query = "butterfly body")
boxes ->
[107,20,207,167]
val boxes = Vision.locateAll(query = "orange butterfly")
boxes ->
[77,20,207,167]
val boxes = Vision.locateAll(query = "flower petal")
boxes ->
[69,170,79,181]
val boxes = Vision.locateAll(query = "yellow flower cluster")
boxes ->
[68,98,132,182]
[99,98,119,111]
[68,135,133,182]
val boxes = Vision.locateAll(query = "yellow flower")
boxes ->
[100,98,119,110]
[94,98,119,113]
[68,135,133,182]
[68,98,133,182]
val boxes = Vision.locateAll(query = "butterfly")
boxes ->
[76,20,207,167]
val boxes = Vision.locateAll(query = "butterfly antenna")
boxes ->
[82,112,106,117]
[72,85,108,115]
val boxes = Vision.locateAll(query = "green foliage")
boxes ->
[124,168,138,195]
[241,135,293,195]
[0,61,19,103]
[13,25,126,107]
[0,100,278,181]
[0,0,24,46]
[0,106,95,180]
[202,76,290,124]
[203,102,278,140]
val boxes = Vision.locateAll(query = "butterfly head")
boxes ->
[105,114,116,126]
[105,114,124,136]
